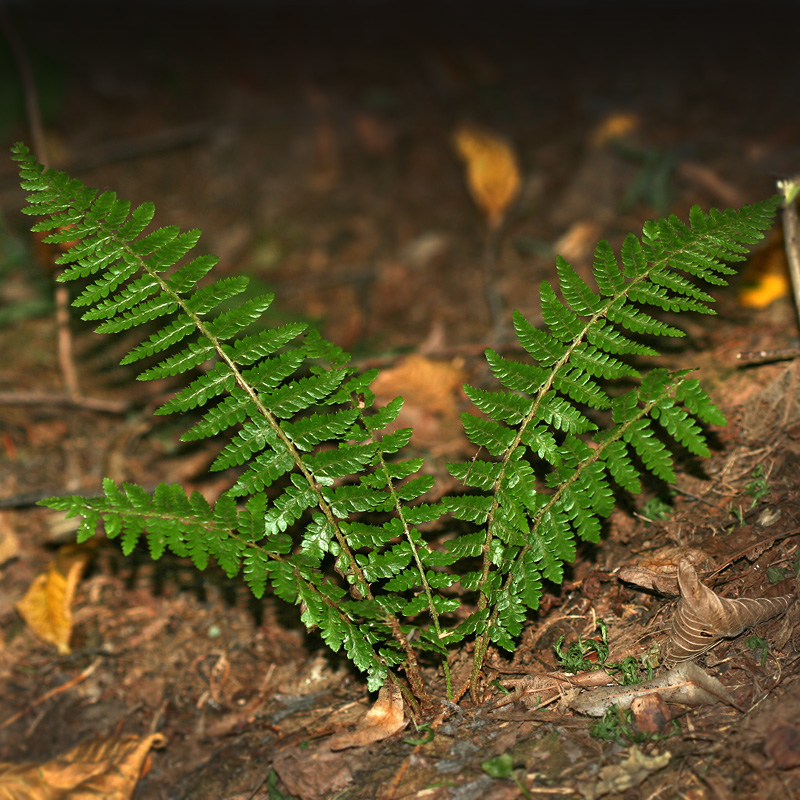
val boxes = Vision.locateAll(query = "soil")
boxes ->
[2,4,800,799]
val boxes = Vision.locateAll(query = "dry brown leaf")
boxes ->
[0,733,165,800]
[617,547,716,596]
[661,559,794,667]
[15,544,90,654]
[630,693,671,735]
[273,741,354,800]
[0,513,21,566]
[579,746,670,800]
[371,354,467,455]
[453,124,521,230]
[328,683,406,750]
[566,661,737,717]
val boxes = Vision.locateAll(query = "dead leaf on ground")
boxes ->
[453,124,521,230]
[661,559,794,667]
[552,220,604,266]
[617,546,716,596]
[590,111,640,148]
[0,733,165,800]
[328,683,406,750]
[0,512,21,566]
[738,233,790,309]
[579,746,670,800]
[371,354,468,455]
[566,661,737,718]
[273,741,355,800]
[15,544,91,654]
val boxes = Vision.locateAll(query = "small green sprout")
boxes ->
[744,464,770,509]
[641,495,673,524]
[482,753,534,800]
[745,635,770,667]
[589,703,681,746]
[554,620,610,672]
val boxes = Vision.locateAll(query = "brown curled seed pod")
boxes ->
[661,559,794,668]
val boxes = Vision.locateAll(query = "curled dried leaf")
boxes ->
[661,559,793,667]
[0,733,165,799]
[15,544,90,654]
[328,683,405,750]
[617,546,716,596]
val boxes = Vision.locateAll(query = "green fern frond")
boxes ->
[446,193,779,688]
[14,140,780,705]
[13,142,455,698]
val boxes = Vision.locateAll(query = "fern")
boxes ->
[12,142,779,705]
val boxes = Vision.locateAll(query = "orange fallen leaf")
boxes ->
[16,544,90,654]
[0,733,165,800]
[0,512,21,566]
[453,124,521,230]
[738,235,790,308]
[590,111,640,148]
[371,354,468,455]
[553,220,604,265]
[328,683,406,750]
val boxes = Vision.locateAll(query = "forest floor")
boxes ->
[2,5,800,799]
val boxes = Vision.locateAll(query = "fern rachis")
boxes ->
[11,141,779,706]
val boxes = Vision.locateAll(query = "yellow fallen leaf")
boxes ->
[739,236,790,308]
[0,512,21,566]
[328,683,406,750]
[15,544,90,654]
[739,271,791,309]
[590,111,640,148]
[453,124,521,230]
[371,354,468,455]
[0,733,165,800]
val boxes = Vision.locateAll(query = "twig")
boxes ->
[66,122,214,172]
[0,658,101,730]
[737,344,800,365]
[1,8,82,399]
[778,175,800,335]
[0,390,128,413]
[483,225,506,344]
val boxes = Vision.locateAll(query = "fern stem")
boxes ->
[355,404,451,702]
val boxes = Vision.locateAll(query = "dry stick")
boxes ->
[779,176,800,333]
[0,390,128,413]
[1,8,81,400]
[737,176,800,365]
[483,224,507,345]
[0,658,101,730]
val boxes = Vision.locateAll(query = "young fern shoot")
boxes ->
[13,141,779,707]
